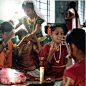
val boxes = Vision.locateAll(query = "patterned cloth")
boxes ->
[18,15,44,38]
[0,40,14,69]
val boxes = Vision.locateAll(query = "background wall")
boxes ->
[55,1,78,35]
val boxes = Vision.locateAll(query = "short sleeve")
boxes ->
[64,66,76,81]
[33,44,38,51]
[36,16,44,25]
[38,44,49,61]
[18,17,25,25]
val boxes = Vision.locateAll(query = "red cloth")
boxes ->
[39,44,68,78]
[64,62,85,86]
[67,11,72,31]
[17,42,37,69]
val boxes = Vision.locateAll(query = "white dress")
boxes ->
[68,8,81,29]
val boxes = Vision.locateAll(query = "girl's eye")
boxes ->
[61,33,63,35]
[55,33,59,35]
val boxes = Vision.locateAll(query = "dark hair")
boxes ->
[65,29,85,54]
[69,1,79,27]
[83,22,86,27]
[45,24,63,34]
[15,29,27,38]
[22,1,34,9]
[0,21,14,33]
[69,1,76,8]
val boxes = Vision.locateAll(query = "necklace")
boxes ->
[77,58,86,63]
[53,44,61,63]
[26,15,38,33]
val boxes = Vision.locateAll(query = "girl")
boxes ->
[15,0,46,40]
[38,24,68,86]
[65,1,80,31]
[15,29,41,73]
[63,29,85,86]
[0,21,15,69]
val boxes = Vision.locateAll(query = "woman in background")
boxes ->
[65,1,80,31]
[63,29,85,86]
[15,0,46,39]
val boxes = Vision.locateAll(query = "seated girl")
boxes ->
[15,29,41,73]
[38,24,68,86]
[63,29,85,86]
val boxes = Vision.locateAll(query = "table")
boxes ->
[0,77,55,86]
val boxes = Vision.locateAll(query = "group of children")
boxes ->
[0,20,85,86]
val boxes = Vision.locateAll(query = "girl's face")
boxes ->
[23,7,33,17]
[66,43,76,61]
[2,32,10,40]
[51,27,63,44]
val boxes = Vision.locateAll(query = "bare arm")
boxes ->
[63,76,75,86]
[33,44,39,54]
[31,24,40,36]
[15,23,21,29]
[65,11,75,20]
[18,43,26,57]
[33,35,42,49]
[43,42,58,70]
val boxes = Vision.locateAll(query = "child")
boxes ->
[65,1,80,31]
[63,29,85,86]
[0,21,15,69]
[38,24,68,86]
[15,29,41,73]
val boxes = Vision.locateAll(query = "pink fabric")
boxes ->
[0,68,26,84]
[64,62,85,86]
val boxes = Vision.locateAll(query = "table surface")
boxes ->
[0,76,56,86]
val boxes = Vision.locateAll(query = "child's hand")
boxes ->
[49,42,58,55]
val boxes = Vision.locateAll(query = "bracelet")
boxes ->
[2,41,6,48]
[18,49,23,53]
[39,47,42,50]
[46,59,50,65]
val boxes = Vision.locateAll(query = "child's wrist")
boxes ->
[2,41,6,48]
[18,49,23,53]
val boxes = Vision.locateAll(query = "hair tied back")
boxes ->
[48,24,51,36]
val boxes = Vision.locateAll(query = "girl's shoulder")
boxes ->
[43,43,50,48]
[36,15,44,24]
[69,8,74,13]
[18,16,26,20]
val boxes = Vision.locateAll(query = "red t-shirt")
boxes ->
[64,62,85,86]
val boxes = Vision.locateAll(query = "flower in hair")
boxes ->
[48,24,51,36]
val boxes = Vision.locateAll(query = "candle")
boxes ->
[40,67,44,84]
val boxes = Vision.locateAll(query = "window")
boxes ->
[78,0,85,25]
[34,0,50,22]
